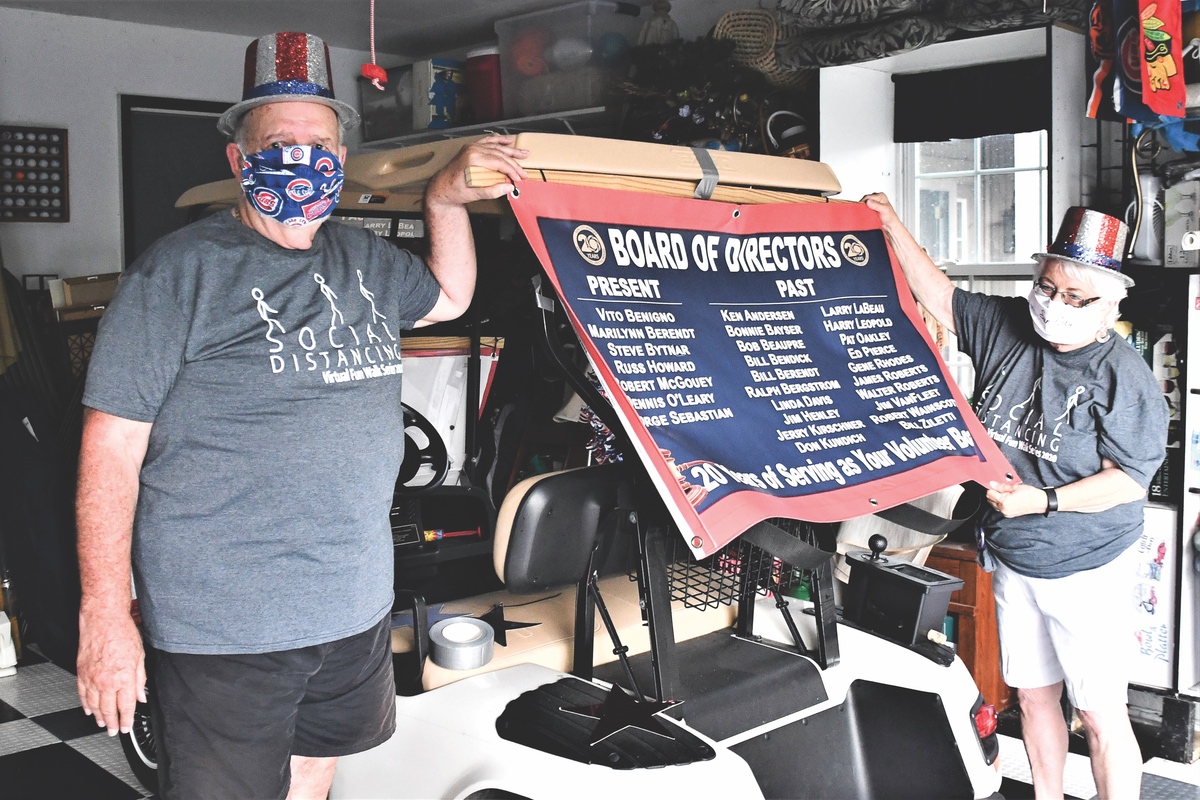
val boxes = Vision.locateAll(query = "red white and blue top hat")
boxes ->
[217,32,359,138]
[1032,206,1134,288]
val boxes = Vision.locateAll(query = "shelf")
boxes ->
[358,107,615,151]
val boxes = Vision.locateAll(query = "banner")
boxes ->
[509,181,1014,558]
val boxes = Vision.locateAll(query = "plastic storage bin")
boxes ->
[466,45,504,123]
[495,1,642,118]
[842,551,963,647]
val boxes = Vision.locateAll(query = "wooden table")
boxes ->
[925,541,1013,712]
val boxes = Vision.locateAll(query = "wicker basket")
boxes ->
[713,9,811,89]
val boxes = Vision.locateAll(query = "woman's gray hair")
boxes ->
[1036,258,1127,330]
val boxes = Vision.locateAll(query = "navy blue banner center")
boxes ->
[538,216,982,513]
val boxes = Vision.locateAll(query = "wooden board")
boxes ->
[342,133,842,197]
[401,335,504,354]
[176,132,843,213]
[467,167,837,206]
[508,132,841,195]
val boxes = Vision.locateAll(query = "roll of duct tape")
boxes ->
[429,617,494,670]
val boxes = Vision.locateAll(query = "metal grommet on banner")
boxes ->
[429,618,494,670]
[732,208,741,218]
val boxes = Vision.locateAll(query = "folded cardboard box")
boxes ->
[62,272,119,307]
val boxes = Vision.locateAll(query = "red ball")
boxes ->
[511,27,550,77]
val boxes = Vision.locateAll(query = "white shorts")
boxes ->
[992,545,1138,711]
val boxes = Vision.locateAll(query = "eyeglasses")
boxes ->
[1034,279,1101,309]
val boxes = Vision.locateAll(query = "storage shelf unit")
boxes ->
[358,107,614,151]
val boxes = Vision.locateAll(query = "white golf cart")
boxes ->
[124,135,1005,800]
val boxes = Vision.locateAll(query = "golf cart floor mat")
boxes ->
[495,676,715,769]
[729,680,975,800]
[592,630,827,742]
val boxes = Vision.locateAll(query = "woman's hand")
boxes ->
[986,481,1049,518]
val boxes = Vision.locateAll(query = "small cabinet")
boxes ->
[925,541,1012,712]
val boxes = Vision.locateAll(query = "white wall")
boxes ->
[817,66,896,203]
[0,7,399,279]
[1049,25,1085,232]
[818,28,1051,212]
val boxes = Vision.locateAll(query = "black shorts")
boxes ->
[149,615,396,800]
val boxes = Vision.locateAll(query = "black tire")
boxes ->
[118,692,159,794]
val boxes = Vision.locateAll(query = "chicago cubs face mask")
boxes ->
[240,144,344,227]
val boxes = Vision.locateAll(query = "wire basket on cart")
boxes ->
[661,518,817,610]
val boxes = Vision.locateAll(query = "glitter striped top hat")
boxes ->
[217,32,359,138]
[1033,206,1134,287]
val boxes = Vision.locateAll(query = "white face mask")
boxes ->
[1028,287,1106,346]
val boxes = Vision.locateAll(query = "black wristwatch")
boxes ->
[1043,487,1058,517]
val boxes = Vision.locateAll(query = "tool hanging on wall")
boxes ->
[1129,128,1159,261]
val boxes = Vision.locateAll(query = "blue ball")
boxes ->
[598,32,628,63]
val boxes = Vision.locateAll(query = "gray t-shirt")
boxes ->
[953,289,1167,579]
[84,211,442,653]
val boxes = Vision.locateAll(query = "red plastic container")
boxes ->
[466,46,504,123]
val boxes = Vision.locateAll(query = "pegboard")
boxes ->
[0,125,68,222]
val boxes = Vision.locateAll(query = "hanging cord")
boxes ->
[361,0,387,90]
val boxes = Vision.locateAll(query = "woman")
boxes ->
[865,195,1167,800]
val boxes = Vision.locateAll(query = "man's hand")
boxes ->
[417,135,529,325]
[859,192,956,334]
[985,481,1046,518]
[76,408,152,736]
[77,606,146,736]
[425,134,528,208]
[862,193,903,233]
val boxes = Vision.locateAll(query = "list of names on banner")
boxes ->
[726,305,845,453]
[580,283,974,470]
[823,299,959,436]
[590,305,730,429]
[527,210,993,522]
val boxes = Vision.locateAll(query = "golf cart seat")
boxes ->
[396,463,736,691]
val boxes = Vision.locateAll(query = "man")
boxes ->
[866,194,1166,800]
[75,32,526,799]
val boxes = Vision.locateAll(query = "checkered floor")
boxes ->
[2,644,1200,799]
[0,647,154,799]
[996,730,1200,800]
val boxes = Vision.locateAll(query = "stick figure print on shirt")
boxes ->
[313,273,345,349]
[251,287,287,352]
[1008,377,1040,424]
[1053,384,1086,437]
[355,271,398,343]
[977,366,1010,420]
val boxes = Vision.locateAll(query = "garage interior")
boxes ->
[3,1,1200,798]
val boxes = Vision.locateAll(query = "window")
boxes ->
[903,131,1048,268]
[902,131,1047,397]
